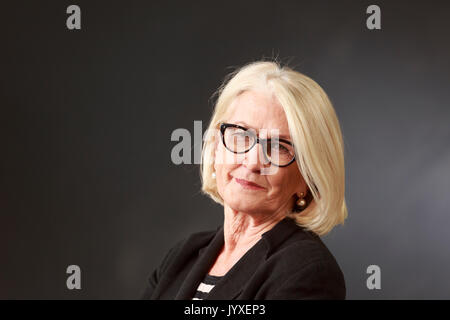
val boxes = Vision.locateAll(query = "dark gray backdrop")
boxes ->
[1,0,449,299]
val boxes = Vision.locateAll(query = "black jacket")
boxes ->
[142,217,345,300]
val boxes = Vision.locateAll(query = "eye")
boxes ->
[274,143,289,152]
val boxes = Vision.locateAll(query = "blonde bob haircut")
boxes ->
[200,60,347,236]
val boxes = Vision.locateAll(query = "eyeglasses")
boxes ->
[219,122,296,167]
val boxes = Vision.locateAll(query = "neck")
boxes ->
[222,205,286,255]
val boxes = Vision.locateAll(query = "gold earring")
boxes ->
[296,192,306,207]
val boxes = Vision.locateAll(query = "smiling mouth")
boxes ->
[234,178,265,190]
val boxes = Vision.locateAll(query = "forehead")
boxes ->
[226,90,291,138]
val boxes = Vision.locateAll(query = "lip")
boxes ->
[234,177,265,190]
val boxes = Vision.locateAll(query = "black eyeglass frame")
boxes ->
[219,122,296,167]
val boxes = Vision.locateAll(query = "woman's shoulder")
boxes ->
[269,224,344,275]
[263,226,346,298]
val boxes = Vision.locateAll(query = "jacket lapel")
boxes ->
[174,226,225,300]
[175,217,301,300]
[151,229,217,299]
[205,239,267,300]
[206,217,300,300]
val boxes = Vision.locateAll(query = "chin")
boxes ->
[225,197,264,214]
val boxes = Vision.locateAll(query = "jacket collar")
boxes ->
[174,217,301,300]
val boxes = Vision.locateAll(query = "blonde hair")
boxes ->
[200,60,348,236]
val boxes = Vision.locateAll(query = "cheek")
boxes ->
[215,141,242,167]
[214,152,238,196]
[267,168,302,198]
[214,143,240,176]
[215,163,237,200]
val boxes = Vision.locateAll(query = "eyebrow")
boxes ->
[234,121,292,141]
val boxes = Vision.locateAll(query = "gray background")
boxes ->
[1,0,449,299]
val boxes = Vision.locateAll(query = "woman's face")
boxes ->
[214,90,307,216]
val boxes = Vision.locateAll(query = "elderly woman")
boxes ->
[142,60,348,300]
